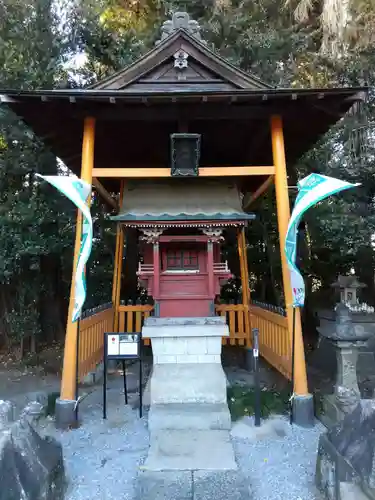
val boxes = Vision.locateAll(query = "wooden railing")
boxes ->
[249,305,291,380]
[213,261,230,273]
[215,303,291,380]
[215,304,250,346]
[78,305,113,381]
[137,263,154,275]
[118,304,154,345]
[112,301,291,380]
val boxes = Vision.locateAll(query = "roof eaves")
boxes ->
[88,30,182,90]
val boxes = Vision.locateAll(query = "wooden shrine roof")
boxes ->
[0,12,367,193]
[111,179,255,224]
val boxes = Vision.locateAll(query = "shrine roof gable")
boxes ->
[91,28,271,93]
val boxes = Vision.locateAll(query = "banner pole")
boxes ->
[75,315,81,422]
[290,306,296,425]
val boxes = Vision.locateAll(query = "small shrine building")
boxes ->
[0,12,365,427]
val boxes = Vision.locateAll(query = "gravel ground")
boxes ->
[42,387,149,500]
[40,375,323,500]
[43,412,323,500]
[233,416,324,500]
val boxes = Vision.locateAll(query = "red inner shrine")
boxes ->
[138,232,232,317]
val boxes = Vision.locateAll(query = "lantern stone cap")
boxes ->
[331,275,366,289]
[317,303,371,342]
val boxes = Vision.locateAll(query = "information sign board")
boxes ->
[105,332,140,359]
[103,331,142,420]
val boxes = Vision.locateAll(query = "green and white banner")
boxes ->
[36,174,92,322]
[285,173,359,307]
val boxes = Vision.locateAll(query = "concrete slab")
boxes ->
[193,470,253,500]
[150,363,227,405]
[148,403,231,432]
[144,317,226,326]
[135,470,193,500]
[143,316,229,338]
[142,429,237,471]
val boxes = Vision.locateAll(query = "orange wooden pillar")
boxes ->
[57,117,95,428]
[112,181,125,332]
[270,115,313,426]
[207,240,215,298]
[153,240,160,316]
[113,226,124,332]
[237,228,251,344]
[112,226,121,305]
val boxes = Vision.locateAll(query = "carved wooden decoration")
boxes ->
[139,228,164,244]
[174,49,189,70]
[202,227,225,242]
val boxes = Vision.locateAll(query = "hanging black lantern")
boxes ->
[170,133,201,177]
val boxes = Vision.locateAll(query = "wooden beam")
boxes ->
[243,176,274,210]
[92,166,275,178]
[70,101,323,122]
[92,177,117,210]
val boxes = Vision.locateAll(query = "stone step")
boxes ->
[150,363,227,405]
[142,429,237,471]
[136,470,253,500]
[148,403,232,432]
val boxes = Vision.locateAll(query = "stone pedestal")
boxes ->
[144,316,227,365]
[322,340,365,428]
[142,316,232,445]
[136,317,251,499]
[318,304,374,428]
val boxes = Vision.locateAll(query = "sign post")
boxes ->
[103,332,143,420]
[252,328,261,427]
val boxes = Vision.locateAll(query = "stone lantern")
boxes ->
[331,274,366,306]
[318,303,374,427]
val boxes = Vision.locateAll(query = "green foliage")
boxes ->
[0,0,77,349]
[227,386,290,421]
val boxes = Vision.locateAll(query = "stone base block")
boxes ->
[292,394,315,428]
[148,403,231,432]
[143,316,228,365]
[150,363,227,405]
[142,429,237,471]
[55,398,77,429]
[0,418,66,500]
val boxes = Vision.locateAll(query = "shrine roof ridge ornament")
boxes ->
[155,12,207,46]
